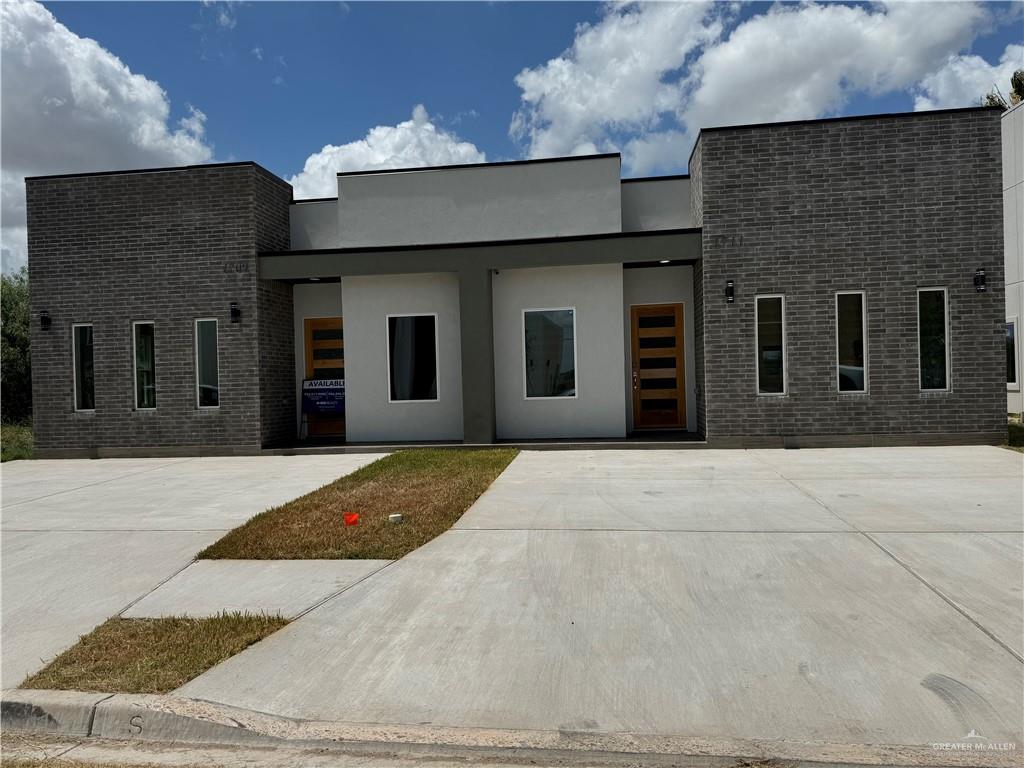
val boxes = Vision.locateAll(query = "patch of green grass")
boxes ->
[1,421,33,461]
[198,448,518,560]
[19,614,287,694]
[1005,416,1024,453]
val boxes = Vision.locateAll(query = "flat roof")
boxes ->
[687,104,1003,170]
[24,160,281,183]
[334,152,620,178]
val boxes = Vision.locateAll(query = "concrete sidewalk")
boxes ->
[0,454,385,687]
[179,447,1024,753]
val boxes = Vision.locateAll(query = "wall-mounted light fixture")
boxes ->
[725,280,735,303]
[230,302,241,323]
[40,310,51,331]
[974,268,987,293]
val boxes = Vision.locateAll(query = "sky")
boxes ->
[2,0,1022,272]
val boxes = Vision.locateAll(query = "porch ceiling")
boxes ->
[259,228,701,280]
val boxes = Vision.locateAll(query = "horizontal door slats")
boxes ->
[639,368,676,378]
[637,326,676,338]
[639,388,679,399]
[638,347,678,358]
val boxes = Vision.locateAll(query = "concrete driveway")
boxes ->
[180,446,1024,753]
[0,454,383,688]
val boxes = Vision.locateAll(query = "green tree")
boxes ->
[1,267,32,422]
[984,69,1024,109]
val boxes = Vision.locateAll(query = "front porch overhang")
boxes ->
[263,228,702,446]
[258,227,701,280]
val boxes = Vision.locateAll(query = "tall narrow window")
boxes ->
[133,322,156,409]
[755,296,786,394]
[836,292,867,393]
[1008,319,1018,388]
[387,314,437,401]
[195,319,219,407]
[524,308,576,398]
[72,324,95,411]
[918,289,949,391]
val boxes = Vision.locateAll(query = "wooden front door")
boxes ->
[304,317,345,436]
[630,303,685,430]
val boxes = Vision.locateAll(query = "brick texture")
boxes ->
[27,163,294,456]
[689,108,1006,444]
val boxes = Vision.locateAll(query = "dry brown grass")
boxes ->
[19,614,287,694]
[197,448,517,560]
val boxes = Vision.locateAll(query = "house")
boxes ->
[25,106,1007,456]
[1004,101,1023,414]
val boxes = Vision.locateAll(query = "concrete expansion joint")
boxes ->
[3,688,1022,767]
[750,453,1024,666]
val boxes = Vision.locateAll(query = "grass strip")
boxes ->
[1,421,33,461]
[198,448,517,560]
[20,613,286,694]
[1005,416,1024,453]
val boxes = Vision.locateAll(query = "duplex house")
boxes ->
[26,106,1007,456]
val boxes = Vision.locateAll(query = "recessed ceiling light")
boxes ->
[309,277,321,282]
[659,259,671,264]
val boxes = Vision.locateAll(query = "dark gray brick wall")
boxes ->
[690,107,1006,443]
[27,163,294,455]
[253,172,296,447]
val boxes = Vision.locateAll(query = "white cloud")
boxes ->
[914,43,1024,110]
[201,0,237,30]
[251,46,263,60]
[0,0,213,272]
[683,1,992,134]
[511,1,999,175]
[511,2,723,160]
[288,105,486,199]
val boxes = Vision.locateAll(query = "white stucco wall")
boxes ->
[1004,103,1023,413]
[290,200,338,250]
[622,265,697,432]
[341,273,463,441]
[492,264,626,439]
[621,178,693,231]
[293,282,343,434]
[335,156,622,249]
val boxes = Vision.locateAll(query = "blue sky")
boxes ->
[2,1,1022,270]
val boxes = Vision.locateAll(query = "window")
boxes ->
[1008,318,1019,389]
[755,296,786,394]
[72,324,95,411]
[133,322,156,409]
[524,308,576,399]
[195,319,219,407]
[387,314,438,401]
[917,289,949,391]
[836,292,867,393]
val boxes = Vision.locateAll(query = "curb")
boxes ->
[3,689,1021,768]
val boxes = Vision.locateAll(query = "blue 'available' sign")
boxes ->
[302,379,345,415]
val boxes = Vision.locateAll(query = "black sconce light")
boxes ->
[974,268,987,293]
[230,302,241,323]
[40,310,51,331]
[725,280,735,303]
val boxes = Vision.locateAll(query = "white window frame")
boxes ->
[522,306,579,401]
[754,295,787,396]
[835,291,868,394]
[132,320,156,410]
[71,322,95,413]
[385,312,440,404]
[916,287,951,393]
[1008,315,1020,392]
[194,318,220,409]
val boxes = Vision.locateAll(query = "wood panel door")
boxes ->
[304,317,345,437]
[630,303,685,430]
